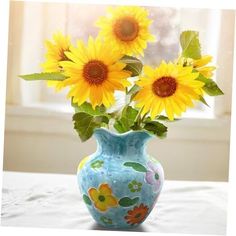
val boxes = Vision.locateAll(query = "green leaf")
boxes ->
[127,84,141,101]
[120,55,143,77]
[71,101,107,116]
[73,112,109,142]
[83,194,92,205]
[118,197,139,207]
[196,74,224,96]
[124,162,147,172]
[113,106,139,133]
[113,120,126,133]
[130,121,140,131]
[143,121,168,138]
[127,84,140,95]
[19,72,67,81]
[155,115,180,121]
[199,95,209,107]
[180,31,201,59]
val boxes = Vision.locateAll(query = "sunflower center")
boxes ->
[98,195,105,202]
[152,77,177,97]
[83,60,108,85]
[113,17,139,42]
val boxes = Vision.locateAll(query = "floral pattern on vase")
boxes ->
[88,183,118,212]
[145,161,163,192]
[124,203,149,225]
[77,128,164,229]
[128,180,142,193]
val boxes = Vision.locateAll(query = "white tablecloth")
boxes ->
[1,171,227,235]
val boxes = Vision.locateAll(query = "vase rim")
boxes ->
[94,127,153,138]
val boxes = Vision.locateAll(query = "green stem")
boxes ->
[134,107,144,129]
[140,112,148,123]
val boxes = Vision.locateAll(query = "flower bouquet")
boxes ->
[20,5,223,229]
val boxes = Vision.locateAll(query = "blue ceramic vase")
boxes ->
[77,128,164,229]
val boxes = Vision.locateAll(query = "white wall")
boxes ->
[3,106,231,181]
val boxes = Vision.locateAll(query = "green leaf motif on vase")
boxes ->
[123,162,147,172]
[83,194,92,205]
[91,160,104,169]
[118,197,139,207]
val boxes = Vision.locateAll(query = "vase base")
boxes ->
[93,221,144,231]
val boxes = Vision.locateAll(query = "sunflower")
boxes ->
[60,37,131,109]
[88,183,118,212]
[124,203,149,225]
[96,6,155,56]
[41,32,72,91]
[177,55,216,78]
[134,61,204,120]
[192,55,216,78]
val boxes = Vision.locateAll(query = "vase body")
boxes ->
[77,128,164,229]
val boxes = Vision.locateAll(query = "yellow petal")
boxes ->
[99,184,112,195]
[88,188,99,202]
[143,65,155,77]
[164,99,174,121]
[102,91,115,108]
[73,82,90,105]
[105,195,118,207]
[94,201,107,212]
[150,99,161,120]
[193,55,212,68]
[87,36,96,59]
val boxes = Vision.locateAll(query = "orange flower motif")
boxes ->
[88,183,118,212]
[124,203,149,225]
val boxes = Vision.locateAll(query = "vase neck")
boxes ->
[93,128,152,157]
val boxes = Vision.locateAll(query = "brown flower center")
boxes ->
[83,60,108,85]
[113,17,139,42]
[152,77,177,97]
[135,213,142,219]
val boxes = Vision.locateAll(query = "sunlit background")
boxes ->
[4,1,234,181]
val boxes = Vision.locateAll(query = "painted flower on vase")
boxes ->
[100,216,112,225]
[124,203,149,225]
[145,161,162,192]
[128,180,142,192]
[88,183,118,212]
[91,160,104,169]
[77,156,90,172]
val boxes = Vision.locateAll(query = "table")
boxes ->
[1,171,227,234]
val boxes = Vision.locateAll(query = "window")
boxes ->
[6,2,234,119]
